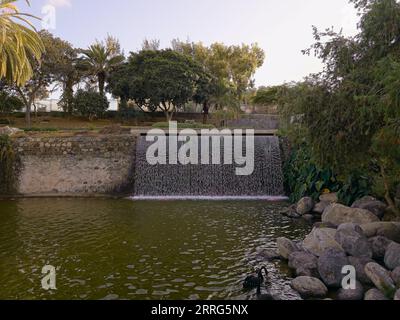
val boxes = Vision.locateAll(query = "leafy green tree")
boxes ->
[14,30,72,126]
[171,40,265,111]
[280,0,400,214]
[108,49,212,121]
[81,35,124,95]
[72,90,109,120]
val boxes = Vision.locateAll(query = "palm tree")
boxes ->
[81,36,124,95]
[0,0,44,86]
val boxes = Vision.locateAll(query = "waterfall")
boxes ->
[133,135,285,199]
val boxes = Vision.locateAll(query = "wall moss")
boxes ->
[0,135,17,194]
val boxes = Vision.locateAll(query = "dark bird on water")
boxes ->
[243,266,269,289]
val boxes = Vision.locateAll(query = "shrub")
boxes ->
[0,135,17,194]
[284,143,371,205]
[0,91,23,114]
[73,90,109,120]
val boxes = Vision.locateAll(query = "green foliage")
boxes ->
[23,127,58,132]
[0,135,16,194]
[284,144,371,205]
[72,90,109,120]
[279,0,400,212]
[252,86,281,105]
[108,49,212,121]
[0,91,23,113]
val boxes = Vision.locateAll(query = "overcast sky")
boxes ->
[23,0,360,87]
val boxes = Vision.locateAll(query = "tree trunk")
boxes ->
[25,103,31,128]
[98,72,106,96]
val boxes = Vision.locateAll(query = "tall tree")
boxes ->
[14,31,72,126]
[81,35,124,95]
[0,0,44,86]
[108,49,212,121]
[281,0,400,214]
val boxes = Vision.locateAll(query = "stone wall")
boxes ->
[12,134,137,196]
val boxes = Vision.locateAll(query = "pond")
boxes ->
[0,199,311,300]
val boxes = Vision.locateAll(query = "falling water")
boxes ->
[133,135,285,199]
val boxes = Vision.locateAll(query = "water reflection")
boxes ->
[0,199,310,300]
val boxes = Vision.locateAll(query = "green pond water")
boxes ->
[0,199,311,300]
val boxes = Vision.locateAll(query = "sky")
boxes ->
[22,0,360,87]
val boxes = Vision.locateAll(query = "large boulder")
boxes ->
[317,248,349,288]
[335,223,372,258]
[364,262,396,298]
[391,267,400,287]
[296,197,315,215]
[277,237,300,260]
[319,193,339,203]
[352,196,387,219]
[384,242,400,270]
[313,201,331,215]
[290,276,328,298]
[369,236,393,260]
[348,256,374,285]
[256,248,281,261]
[322,204,379,227]
[364,288,389,300]
[336,281,364,301]
[302,228,344,257]
[361,222,400,243]
[288,251,319,278]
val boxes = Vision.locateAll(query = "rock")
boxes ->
[384,242,400,270]
[369,236,393,260]
[364,262,396,298]
[317,248,349,288]
[361,222,400,242]
[336,281,364,300]
[391,267,400,287]
[348,256,374,285]
[303,228,344,257]
[322,204,380,227]
[256,248,281,261]
[335,223,372,258]
[313,201,330,215]
[277,237,300,260]
[296,197,315,215]
[395,289,400,301]
[281,205,301,219]
[288,251,319,278]
[319,193,339,203]
[0,126,22,136]
[352,196,387,219]
[291,276,328,298]
[364,288,389,300]
[313,222,337,229]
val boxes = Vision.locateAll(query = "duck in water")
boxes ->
[243,266,269,289]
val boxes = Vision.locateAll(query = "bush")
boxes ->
[0,91,23,114]
[0,135,17,194]
[284,143,371,205]
[73,90,109,120]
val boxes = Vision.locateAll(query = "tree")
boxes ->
[72,90,109,120]
[81,35,124,95]
[0,82,23,114]
[0,0,44,86]
[280,0,400,214]
[141,38,160,51]
[108,49,212,121]
[14,31,73,126]
[171,40,265,112]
